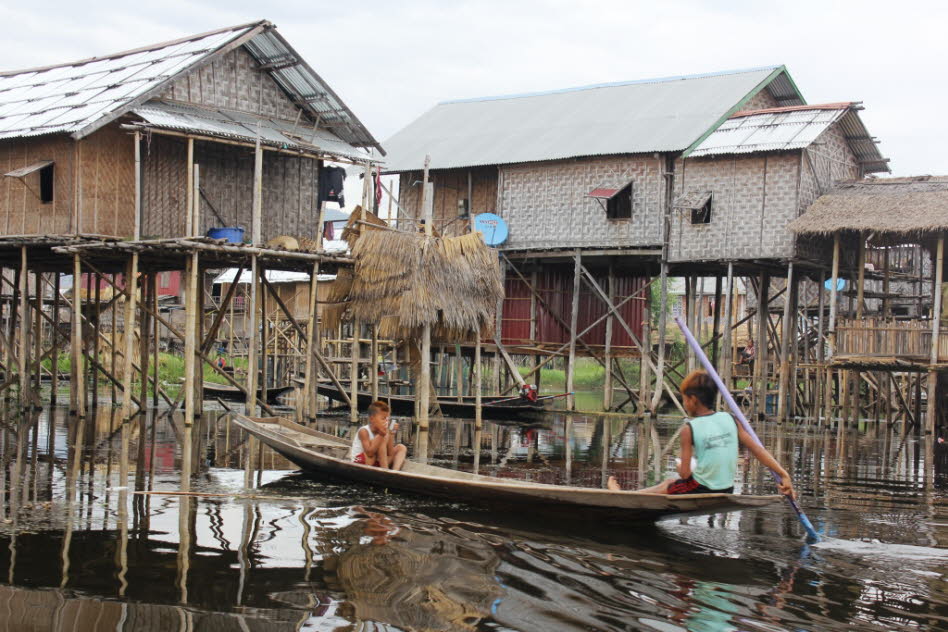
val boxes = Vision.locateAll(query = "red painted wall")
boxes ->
[501,267,647,351]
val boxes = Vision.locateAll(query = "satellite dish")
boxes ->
[474,213,508,246]
[824,278,846,291]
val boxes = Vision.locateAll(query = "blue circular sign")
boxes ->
[474,213,508,246]
[824,278,846,291]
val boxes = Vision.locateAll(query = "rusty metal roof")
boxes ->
[383,66,804,172]
[0,20,381,155]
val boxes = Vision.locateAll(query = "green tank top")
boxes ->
[687,411,738,491]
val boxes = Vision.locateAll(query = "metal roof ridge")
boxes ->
[437,65,784,105]
[0,20,269,77]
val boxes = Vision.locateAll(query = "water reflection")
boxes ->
[0,405,946,630]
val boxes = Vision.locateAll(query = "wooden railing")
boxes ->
[835,318,948,362]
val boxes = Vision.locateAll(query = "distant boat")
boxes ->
[229,411,782,524]
[315,383,559,423]
[202,381,293,405]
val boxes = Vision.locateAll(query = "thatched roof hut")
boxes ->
[324,208,504,341]
[788,176,948,242]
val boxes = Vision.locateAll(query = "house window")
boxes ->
[691,194,712,224]
[673,190,713,225]
[587,179,634,220]
[39,164,54,204]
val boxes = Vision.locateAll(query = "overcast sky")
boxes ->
[4,1,944,182]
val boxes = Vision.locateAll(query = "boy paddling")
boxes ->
[350,401,407,471]
[608,370,795,497]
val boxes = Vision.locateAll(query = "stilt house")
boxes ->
[384,66,888,411]
[0,20,382,241]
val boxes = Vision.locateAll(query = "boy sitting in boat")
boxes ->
[607,370,794,497]
[350,400,407,471]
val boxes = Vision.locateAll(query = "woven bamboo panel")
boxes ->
[77,126,135,236]
[0,135,75,235]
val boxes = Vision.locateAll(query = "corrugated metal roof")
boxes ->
[383,66,804,172]
[688,104,889,173]
[132,100,369,161]
[0,21,382,155]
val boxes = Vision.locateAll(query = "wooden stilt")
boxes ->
[752,271,770,419]
[71,255,85,418]
[604,264,614,412]
[416,155,433,460]
[18,247,29,410]
[719,263,734,400]
[927,234,944,436]
[566,250,581,411]
[51,274,60,407]
[91,273,100,409]
[651,263,669,414]
[302,261,319,421]
[825,234,841,426]
[119,253,139,489]
[777,263,794,423]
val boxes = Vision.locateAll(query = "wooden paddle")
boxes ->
[674,316,820,541]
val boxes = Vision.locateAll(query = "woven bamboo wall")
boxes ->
[141,135,319,242]
[397,167,498,236]
[0,134,75,235]
[78,125,136,236]
[161,46,301,121]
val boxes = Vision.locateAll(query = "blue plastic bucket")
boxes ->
[207,227,245,243]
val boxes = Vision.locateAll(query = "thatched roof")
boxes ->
[789,176,948,237]
[324,209,503,340]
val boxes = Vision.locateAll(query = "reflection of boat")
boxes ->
[229,412,782,523]
[316,383,553,423]
[203,382,293,404]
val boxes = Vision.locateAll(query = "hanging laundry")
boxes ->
[373,166,382,213]
[318,166,346,207]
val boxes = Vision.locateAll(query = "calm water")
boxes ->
[1,402,947,631]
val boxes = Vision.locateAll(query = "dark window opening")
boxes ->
[691,194,712,224]
[39,164,54,204]
[606,182,633,219]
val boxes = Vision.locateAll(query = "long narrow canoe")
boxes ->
[316,383,549,423]
[229,411,782,524]
[203,382,293,405]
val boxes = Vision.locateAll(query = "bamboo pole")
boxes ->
[91,273,100,408]
[417,155,433,459]
[566,250,581,411]
[825,234,841,425]
[719,263,734,397]
[183,253,199,425]
[777,263,794,423]
[604,264,614,411]
[17,247,28,410]
[72,255,85,418]
[651,262,669,413]
[119,253,139,489]
[51,274,60,407]
[752,271,770,419]
[927,234,944,436]
[303,261,319,421]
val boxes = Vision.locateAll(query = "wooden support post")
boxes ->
[372,327,380,401]
[825,234,841,426]
[566,250,582,411]
[349,322,359,423]
[33,270,42,401]
[416,156,433,459]
[91,273,100,409]
[928,234,944,436]
[303,261,319,421]
[815,273,826,424]
[651,263,669,413]
[183,253,199,426]
[711,275,722,369]
[777,263,794,423]
[854,233,866,424]
[51,274,60,407]
[71,255,85,418]
[604,264,614,411]
[685,276,696,373]
[17,247,28,409]
[752,271,770,419]
[119,253,139,489]
[185,138,194,236]
[719,263,734,397]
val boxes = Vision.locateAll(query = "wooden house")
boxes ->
[383,66,889,412]
[0,20,382,242]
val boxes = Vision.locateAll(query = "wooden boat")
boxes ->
[316,383,553,423]
[229,411,783,524]
[203,381,294,405]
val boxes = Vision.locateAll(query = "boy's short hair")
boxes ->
[680,370,717,408]
[367,400,390,417]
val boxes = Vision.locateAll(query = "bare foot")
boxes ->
[607,476,621,491]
